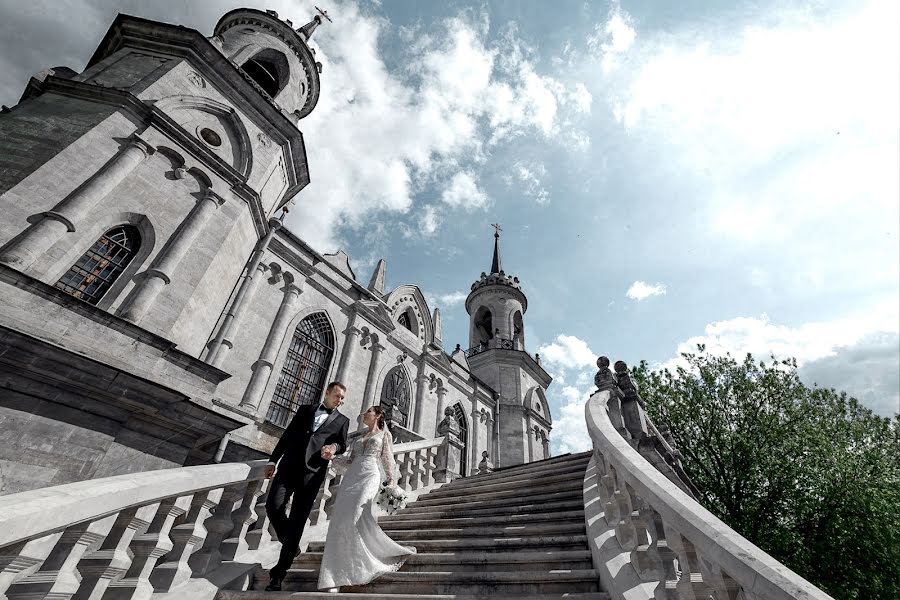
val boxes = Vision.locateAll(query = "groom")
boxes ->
[263,381,350,591]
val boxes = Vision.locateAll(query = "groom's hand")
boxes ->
[263,464,275,479]
[320,444,337,460]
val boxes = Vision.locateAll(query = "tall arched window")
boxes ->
[266,312,334,427]
[473,306,493,345]
[55,225,140,305]
[452,403,469,476]
[397,311,412,331]
[380,366,411,428]
[240,49,289,99]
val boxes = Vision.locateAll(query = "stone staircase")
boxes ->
[220,451,606,599]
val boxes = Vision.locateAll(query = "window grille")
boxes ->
[452,403,469,475]
[266,312,334,427]
[55,225,140,305]
[397,311,412,331]
[379,366,411,428]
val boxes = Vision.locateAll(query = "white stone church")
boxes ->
[0,6,552,496]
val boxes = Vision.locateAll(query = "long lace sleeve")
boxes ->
[380,430,396,484]
[331,436,360,474]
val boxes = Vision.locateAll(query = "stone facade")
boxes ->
[0,7,550,495]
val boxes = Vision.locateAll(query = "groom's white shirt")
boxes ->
[266,404,334,467]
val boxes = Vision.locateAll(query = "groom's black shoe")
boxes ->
[264,574,283,591]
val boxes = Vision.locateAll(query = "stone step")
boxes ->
[270,568,601,595]
[444,458,591,492]
[425,469,586,499]
[219,591,610,600]
[398,498,585,519]
[409,485,582,510]
[381,520,587,541]
[460,452,591,485]
[290,550,595,573]
[306,534,589,553]
[378,509,585,529]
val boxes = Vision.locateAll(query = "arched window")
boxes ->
[473,306,493,345]
[379,366,412,428]
[452,403,469,476]
[240,49,289,98]
[266,312,334,427]
[55,225,140,305]
[513,310,524,349]
[397,311,412,331]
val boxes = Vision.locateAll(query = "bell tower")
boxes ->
[465,226,552,467]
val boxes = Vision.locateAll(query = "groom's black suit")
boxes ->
[266,403,349,579]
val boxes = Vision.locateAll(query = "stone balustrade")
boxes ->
[0,436,447,599]
[583,356,835,600]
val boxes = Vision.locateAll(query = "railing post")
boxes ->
[6,515,117,600]
[150,488,222,591]
[72,503,160,600]
[434,408,464,483]
[188,482,246,576]
[104,495,193,600]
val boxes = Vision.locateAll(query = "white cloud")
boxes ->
[283,4,591,250]
[538,334,597,371]
[441,171,490,210]
[602,0,899,254]
[626,281,666,301]
[417,204,441,236]
[508,161,550,205]
[588,2,636,74]
[428,290,468,308]
[551,387,593,455]
[658,301,900,415]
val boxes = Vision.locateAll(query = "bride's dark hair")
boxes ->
[370,405,386,430]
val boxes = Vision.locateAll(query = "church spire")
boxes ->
[298,6,332,42]
[490,223,502,274]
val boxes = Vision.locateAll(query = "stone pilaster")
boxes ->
[334,319,361,383]
[434,384,448,431]
[411,356,428,433]
[239,275,302,412]
[205,217,281,366]
[120,188,225,323]
[0,134,155,272]
[361,341,385,409]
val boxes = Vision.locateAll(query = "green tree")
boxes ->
[632,347,899,600]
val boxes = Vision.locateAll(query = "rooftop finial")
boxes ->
[298,6,332,41]
[490,223,502,274]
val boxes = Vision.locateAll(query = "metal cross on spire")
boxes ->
[491,222,502,238]
[490,223,503,273]
[314,6,333,23]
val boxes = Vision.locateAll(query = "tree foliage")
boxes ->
[632,347,899,600]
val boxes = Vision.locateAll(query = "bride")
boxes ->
[318,405,416,591]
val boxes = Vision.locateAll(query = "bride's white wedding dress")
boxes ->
[317,428,416,590]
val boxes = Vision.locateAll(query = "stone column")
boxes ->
[485,412,495,467]
[334,318,362,383]
[492,405,500,468]
[0,134,155,271]
[411,354,428,433]
[470,405,480,476]
[120,188,225,323]
[361,341,385,409]
[239,275,302,412]
[206,217,282,366]
[434,385,448,431]
[542,432,551,459]
[434,407,464,483]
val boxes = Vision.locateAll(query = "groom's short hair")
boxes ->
[325,381,346,393]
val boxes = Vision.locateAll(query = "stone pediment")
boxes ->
[353,300,396,333]
[320,249,356,281]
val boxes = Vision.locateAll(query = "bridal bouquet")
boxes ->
[375,481,408,515]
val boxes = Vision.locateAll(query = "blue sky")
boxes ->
[1,0,897,452]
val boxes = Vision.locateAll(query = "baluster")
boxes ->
[6,515,117,600]
[426,446,438,486]
[612,484,639,551]
[310,466,336,525]
[245,479,273,550]
[624,486,658,583]
[662,523,712,600]
[697,557,745,600]
[188,482,246,576]
[221,477,267,560]
[0,533,64,596]
[638,505,679,600]
[104,495,192,600]
[73,503,159,600]
[410,450,424,490]
[150,488,221,591]
[398,452,412,490]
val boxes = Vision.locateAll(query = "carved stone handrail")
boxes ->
[0,435,450,599]
[583,383,835,600]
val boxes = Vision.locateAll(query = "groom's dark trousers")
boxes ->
[265,404,349,579]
